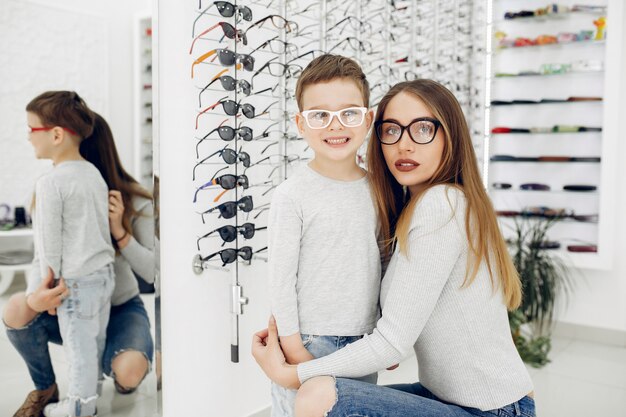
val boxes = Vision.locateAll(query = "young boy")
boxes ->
[25,91,115,417]
[268,55,381,417]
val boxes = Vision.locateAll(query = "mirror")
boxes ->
[0,1,160,416]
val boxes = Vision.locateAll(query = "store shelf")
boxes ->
[495,39,605,51]
[0,228,33,237]
[494,70,603,78]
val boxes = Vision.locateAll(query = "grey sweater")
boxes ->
[268,165,381,337]
[28,161,114,292]
[298,185,533,411]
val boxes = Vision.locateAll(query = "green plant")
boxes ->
[507,216,574,367]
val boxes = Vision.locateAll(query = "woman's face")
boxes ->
[380,92,445,195]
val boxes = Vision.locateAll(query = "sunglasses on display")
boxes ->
[193,1,253,37]
[300,107,367,129]
[193,170,249,203]
[196,123,254,156]
[190,22,247,55]
[375,117,442,145]
[195,97,259,129]
[199,196,269,223]
[191,49,254,78]
[198,69,252,107]
[196,223,267,250]
[193,147,251,179]
[201,246,254,267]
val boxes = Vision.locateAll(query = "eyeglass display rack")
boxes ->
[189,0,492,362]
[134,13,154,191]
[484,0,619,269]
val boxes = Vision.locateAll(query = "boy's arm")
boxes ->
[268,188,306,360]
[280,333,314,365]
[34,177,63,279]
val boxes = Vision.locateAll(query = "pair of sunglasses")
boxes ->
[193,1,252,37]
[202,246,254,266]
[199,196,269,223]
[190,22,247,55]
[196,223,267,249]
[199,69,252,107]
[195,97,255,129]
[193,171,249,203]
[193,147,251,178]
[191,49,254,78]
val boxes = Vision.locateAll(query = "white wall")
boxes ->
[558,0,626,333]
[0,0,150,209]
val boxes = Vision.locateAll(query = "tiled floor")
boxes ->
[2,275,625,417]
[0,278,160,417]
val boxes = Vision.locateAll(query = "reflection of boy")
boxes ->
[26,107,115,417]
[268,54,381,417]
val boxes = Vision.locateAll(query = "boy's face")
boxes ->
[27,112,57,160]
[296,78,373,164]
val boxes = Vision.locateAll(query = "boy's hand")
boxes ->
[26,267,69,314]
[279,333,314,365]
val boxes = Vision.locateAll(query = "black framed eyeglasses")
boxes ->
[375,117,442,145]
[198,70,252,107]
[196,223,267,250]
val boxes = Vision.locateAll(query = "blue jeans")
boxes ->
[327,379,536,417]
[56,264,115,416]
[5,292,153,393]
[272,335,378,417]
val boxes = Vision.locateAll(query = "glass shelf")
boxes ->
[495,39,605,52]
[493,70,603,78]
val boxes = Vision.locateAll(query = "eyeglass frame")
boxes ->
[375,117,442,145]
[300,107,368,130]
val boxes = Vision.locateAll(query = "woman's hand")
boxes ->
[26,267,69,315]
[109,190,130,248]
[252,316,301,390]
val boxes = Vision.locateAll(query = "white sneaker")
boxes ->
[43,397,98,417]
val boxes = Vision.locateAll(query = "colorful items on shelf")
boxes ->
[496,26,603,49]
[491,125,601,134]
[504,4,607,20]
[593,17,606,40]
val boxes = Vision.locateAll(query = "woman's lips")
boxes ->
[395,159,419,172]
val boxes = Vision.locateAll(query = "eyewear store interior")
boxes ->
[0,0,625,416]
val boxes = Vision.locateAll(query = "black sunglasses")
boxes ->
[193,171,249,203]
[196,223,267,250]
[196,124,254,157]
[193,1,252,37]
[193,147,251,178]
[202,246,253,266]
[199,76,252,107]
[375,117,442,145]
[199,195,254,223]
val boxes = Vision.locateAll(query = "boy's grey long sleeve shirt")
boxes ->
[27,161,114,294]
[268,165,381,337]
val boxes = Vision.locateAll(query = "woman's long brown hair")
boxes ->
[367,80,521,310]
[79,113,152,244]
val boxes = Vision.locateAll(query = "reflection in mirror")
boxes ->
[0,1,159,416]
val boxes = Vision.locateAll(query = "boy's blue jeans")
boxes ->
[56,264,115,416]
[271,334,378,417]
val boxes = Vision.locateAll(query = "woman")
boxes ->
[252,80,535,417]
[4,104,155,416]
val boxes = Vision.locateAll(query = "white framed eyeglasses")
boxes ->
[300,107,367,129]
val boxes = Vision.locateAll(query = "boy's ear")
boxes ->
[365,109,374,130]
[295,112,306,135]
[51,126,65,145]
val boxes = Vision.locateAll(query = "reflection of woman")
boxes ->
[4,111,155,416]
[253,80,535,417]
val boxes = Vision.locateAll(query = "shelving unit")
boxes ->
[134,12,153,191]
[484,0,619,269]
[0,228,33,295]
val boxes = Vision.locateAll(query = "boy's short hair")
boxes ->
[295,54,369,111]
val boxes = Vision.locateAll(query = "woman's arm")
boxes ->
[116,195,155,283]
